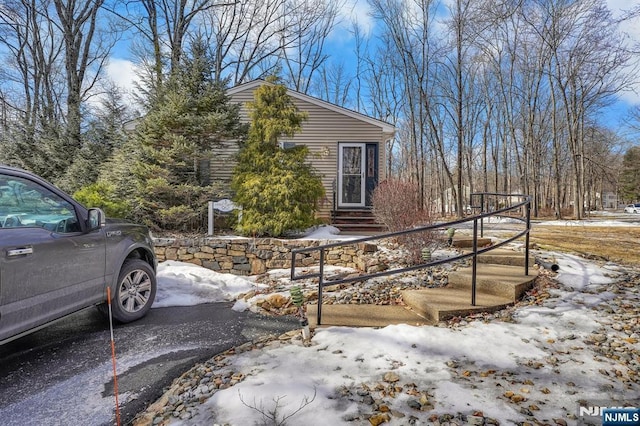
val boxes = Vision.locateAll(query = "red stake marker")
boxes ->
[107,287,121,426]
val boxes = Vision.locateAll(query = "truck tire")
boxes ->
[108,259,157,323]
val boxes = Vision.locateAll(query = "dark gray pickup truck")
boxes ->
[0,165,157,344]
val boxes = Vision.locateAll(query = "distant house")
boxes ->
[434,185,471,215]
[600,191,618,209]
[214,80,396,225]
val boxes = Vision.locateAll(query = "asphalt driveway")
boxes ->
[0,303,299,425]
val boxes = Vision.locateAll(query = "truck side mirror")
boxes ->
[87,208,105,231]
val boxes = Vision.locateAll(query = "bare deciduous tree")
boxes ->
[199,0,286,84]
[108,0,232,97]
[279,0,343,93]
[0,0,65,177]
[53,0,111,171]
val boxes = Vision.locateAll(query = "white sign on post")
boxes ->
[208,199,242,235]
[213,199,238,212]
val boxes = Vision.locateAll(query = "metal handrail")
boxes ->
[291,192,531,326]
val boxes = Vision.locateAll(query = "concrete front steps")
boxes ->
[306,304,432,328]
[401,249,538,323]
[308,248,538,328]
[400,287,513,323]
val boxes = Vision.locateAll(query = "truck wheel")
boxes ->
[109,259,157,323]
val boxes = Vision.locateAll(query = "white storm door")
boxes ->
[338,143,366,207]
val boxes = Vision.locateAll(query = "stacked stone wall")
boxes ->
[153,237,380,276]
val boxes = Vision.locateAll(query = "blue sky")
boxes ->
[605,0,640,104]
[103,0,640,131]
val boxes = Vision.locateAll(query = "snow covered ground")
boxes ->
[143,221,640,426]
[2,220,638,426]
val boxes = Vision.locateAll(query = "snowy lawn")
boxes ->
[148,227,639,425]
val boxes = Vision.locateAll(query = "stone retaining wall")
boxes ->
[153,237,381,276]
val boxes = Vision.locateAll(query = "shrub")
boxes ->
[372,179,439,264]
[372,179,431,230]
[231,80,325,237]
[73,182,130,218]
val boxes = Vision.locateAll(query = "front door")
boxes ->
[338,143,378,208]
[338,143,365,207]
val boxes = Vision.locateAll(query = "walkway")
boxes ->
[308,247,538,328]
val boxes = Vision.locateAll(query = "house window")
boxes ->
[198,159,211,186]
[367,145,376,177]
[279,141,296,150]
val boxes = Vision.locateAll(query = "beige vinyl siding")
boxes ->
[225,85,392,220]
[210,139,240,189]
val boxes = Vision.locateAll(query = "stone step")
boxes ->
[447,264,537,300]
[476,248,534,267]
[332,222,388,234]
[306,247,539,328]
[401,287,514,322]
[451,237,492,248]
[306,304,433,328]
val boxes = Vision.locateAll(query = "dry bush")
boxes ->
[372,179,440,264]
[372,179,430,231]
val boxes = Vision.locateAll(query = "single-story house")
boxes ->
[125,80,396,229]
[213,80,396,227]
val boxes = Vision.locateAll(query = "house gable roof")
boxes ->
[227,80,396,135]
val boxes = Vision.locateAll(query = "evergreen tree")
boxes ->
[76,136,142,218]
[129,39,247,231]
[58,87,132,193]
[73,181,129,218]
[231,80,325,237]
[0,120,63,181]
[619,146,640,202]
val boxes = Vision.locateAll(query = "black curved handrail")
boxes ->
[291,192,532,326]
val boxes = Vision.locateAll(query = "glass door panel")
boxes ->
[338,144,365,207]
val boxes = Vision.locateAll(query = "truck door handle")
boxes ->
[7,248,33,257]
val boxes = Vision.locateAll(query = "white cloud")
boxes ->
[607,0,640,105]
[332,0,375,41]
[105,57,142,95]
[85,56,143,111]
